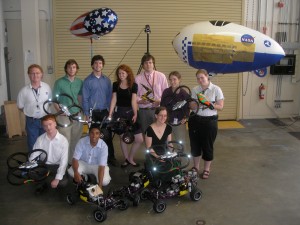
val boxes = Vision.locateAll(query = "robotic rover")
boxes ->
[66,177,128,223]
[140,166,201,213]
[140,141,202,213]
[111,169,150,207]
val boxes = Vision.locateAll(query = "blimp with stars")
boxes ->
[172,20,285,74]
[70,7,118,40]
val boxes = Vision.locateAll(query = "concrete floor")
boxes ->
[1,118,300,225]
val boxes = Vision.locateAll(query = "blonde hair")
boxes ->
[195,69,208,77]
[27,64,43,74]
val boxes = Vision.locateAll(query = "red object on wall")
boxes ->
[259,83,266,99]
[278,1,284,8]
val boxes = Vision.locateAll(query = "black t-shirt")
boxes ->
[113,82,138,107]
[145,124,172,155]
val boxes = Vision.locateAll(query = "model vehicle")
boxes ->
[6,149,49,185]
[66,177,128,223]
[142,141,202,213]
[112,169,150,206]
[140,167,202,213]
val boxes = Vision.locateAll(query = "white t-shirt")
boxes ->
[191,82,224,117]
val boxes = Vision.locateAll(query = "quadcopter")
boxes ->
[163,85,214,126]
[6,149,49,186]
[43,93,84,128]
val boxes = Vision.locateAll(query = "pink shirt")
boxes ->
[135,71,169,108]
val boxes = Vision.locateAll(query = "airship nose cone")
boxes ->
[172,32,183,59]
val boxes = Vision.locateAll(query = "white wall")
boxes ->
[241,0,300,119]
[0,0,8,107]
[2,0,54,103]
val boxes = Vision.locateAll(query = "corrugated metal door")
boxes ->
[53,0,242,120]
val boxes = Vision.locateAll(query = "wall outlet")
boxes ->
[47,66,53,74]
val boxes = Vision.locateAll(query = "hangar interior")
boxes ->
[0,1,300,225]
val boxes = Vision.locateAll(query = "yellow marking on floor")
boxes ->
[218,121,244,129]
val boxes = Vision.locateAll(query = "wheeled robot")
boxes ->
[112,169,150,207]
[66,177,128,223]
[140,167,202,213]
[141,141,202,213]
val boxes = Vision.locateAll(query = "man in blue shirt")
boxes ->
[68,124,111,188]
[82,55,117,167]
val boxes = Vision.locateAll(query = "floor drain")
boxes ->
[196,219,206,225]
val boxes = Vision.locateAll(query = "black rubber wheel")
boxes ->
[7,152,28,169]
[100,128,110,141]
[153,200,166,213]
[93,209,107,222]
[118,199,129,211]
[128,172,135,182]
[132,194,140,207]
[190,188,202,201]
[66,194,75,205]
[28,165,49,181]
[140,188,150,200]
[7,168,28,185]
[122,131,135,144]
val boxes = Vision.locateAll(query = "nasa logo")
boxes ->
[254,67,267,77]
[241,34,255,44]
[264,40,271,47]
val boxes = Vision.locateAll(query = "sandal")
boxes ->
[201,170,210,179]
[191,167,199,173]
[126,159,140,167]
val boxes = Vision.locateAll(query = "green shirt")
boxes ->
[53,75,83,113]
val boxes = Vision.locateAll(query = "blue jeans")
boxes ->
[25,116,45,151]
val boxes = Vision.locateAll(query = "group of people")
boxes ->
[16,53,224,194]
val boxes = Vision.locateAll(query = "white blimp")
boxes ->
[172,20,285,74]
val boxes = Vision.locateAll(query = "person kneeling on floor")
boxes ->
[32,114,69,194]
[68,124,111,189]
